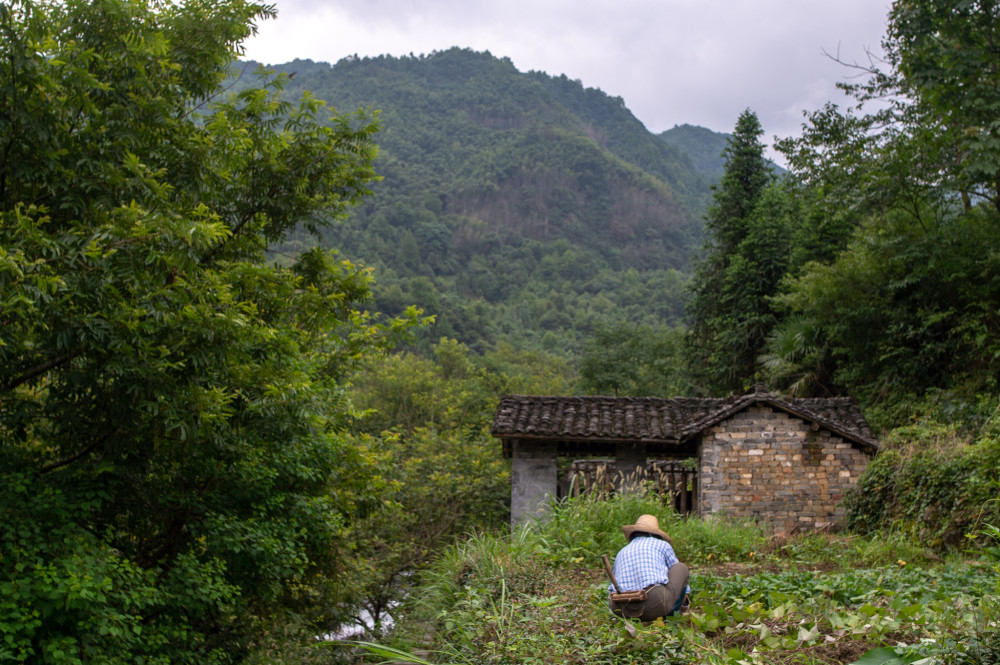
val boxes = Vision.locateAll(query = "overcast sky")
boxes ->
[243,1,891,147]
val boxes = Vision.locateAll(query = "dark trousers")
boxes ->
[609,562,690,622]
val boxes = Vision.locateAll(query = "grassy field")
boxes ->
[354,494,1000,665]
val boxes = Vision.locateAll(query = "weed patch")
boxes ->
[376,496,998,665]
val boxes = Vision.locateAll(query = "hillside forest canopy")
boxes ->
[231,49,714,363]
[1,0,1000,663]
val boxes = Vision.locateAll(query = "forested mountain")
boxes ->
[659,124,731,178]
[237,49,724,354]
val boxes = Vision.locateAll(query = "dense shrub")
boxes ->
[843,421,1000,548]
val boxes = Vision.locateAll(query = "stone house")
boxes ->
[490,385,879,532]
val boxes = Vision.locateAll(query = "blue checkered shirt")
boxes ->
[609,535,689,596]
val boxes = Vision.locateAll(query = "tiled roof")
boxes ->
[491,388,879,453]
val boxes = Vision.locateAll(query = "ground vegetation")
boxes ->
[368,493,1000,665]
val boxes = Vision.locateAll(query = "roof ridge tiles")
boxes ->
[492,391,878,450]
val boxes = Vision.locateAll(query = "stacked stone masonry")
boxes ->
[697,406,871,532]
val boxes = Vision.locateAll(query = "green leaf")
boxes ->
[848,647,922,665]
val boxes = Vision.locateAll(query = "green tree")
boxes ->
[346,427,509,637]
[478,341,577,395]
[765,0,1000,403]
[768,208,1000,400]
[342,339,516,635]
[350,338,502,434]
[686,110,784,395]
[579,322,687,396]
[890,0,1000,212]
[778,1,1000,225]
[0,0,414,661]
[702,110,771,256]
[758,315,835,397]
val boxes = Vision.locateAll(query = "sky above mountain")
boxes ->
[243,0,889,151]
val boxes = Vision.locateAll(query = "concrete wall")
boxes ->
[510,440,557,526]
[697,406,872,532]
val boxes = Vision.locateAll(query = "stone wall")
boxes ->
[697,406,872,532]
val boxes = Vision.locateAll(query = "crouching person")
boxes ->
[608,514,690,621]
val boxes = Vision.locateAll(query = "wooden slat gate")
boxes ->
[648,459,697,515]
[563,459,697,515]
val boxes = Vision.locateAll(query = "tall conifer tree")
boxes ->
[704,110,771,255]
[686,109,787,395]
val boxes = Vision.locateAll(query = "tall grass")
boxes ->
[405,491,768,632]
[380,493,996,665]
[542,492,768,565]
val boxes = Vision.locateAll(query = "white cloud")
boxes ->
[244,0,890,143]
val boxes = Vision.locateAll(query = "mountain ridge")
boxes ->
[235,49,733,353]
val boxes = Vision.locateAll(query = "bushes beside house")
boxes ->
[843,418,1000,547]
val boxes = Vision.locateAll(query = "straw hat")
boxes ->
[622,514,672,544]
